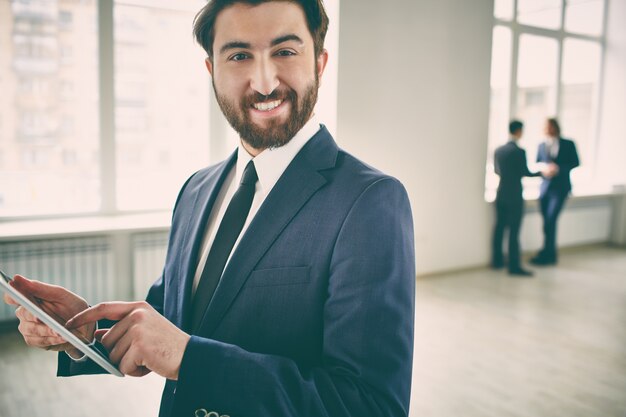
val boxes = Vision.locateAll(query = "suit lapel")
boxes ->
[175,152,237,330]
[196,127,338,336]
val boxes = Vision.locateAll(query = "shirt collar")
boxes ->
[546,136,559,144]
[235,114,321,196]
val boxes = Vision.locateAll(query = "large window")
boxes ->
[0,0,209,217]
[0,0,100,216]
[486,0,607,200]
[113,0,210,211]
[0,0,210,218]
[0,0,339,219]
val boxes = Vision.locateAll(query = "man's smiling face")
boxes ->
[206,1,328,153]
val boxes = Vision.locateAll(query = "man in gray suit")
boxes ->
[492,120,542,276]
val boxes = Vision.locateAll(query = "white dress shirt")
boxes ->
[191,115,322,297]
[546,137,559,159]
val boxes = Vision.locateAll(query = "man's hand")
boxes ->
[542,162,560,178]
[66,301,191,380]
[3,275,94,358]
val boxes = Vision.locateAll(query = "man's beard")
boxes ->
[214,77,319,151]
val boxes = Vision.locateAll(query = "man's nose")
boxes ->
[250,56,279,97]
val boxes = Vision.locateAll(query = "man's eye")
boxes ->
[275,50,295,57]
[230,53,249,61]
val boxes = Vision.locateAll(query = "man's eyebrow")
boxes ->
[270,34,304,47]
[219,41,251,55]
[218,35,303,55]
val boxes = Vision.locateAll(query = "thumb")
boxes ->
[11,275,66,302]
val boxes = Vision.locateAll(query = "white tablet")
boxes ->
[0,269,123,377]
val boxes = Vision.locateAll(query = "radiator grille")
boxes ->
[0,237,114,322]
[132,231,169,300]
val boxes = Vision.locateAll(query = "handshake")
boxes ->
[541,162,559,179]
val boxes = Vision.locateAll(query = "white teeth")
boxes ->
[253,99,282,111]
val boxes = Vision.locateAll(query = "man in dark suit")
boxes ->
[531,118,580,265]
[492,120,541,277]
[4,1,416,416]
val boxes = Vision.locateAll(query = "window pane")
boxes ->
[0,0,100,217]
[561,39,601,184]
[114,0,210,211]
[565,0,605,37]
[486,26,513,199]
[516,35,558,159]
[518,0,562,30]
[494,0,514,20]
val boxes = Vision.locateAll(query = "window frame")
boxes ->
[486,0,610,201]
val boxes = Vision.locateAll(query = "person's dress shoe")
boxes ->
[491,262,504,270]
[509,268,534,277]
[530,256,556,266]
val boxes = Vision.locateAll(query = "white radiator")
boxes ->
[0,237,115,322]
[132,231,169,300]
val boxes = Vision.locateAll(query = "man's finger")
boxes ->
[11,275,66,303]
[99,318,132,352]
[117,345,147,376]
[94,329,108,342]
[107,329,134,365]
[3,293,17,306]
[18,320,60,338]
[15,306,41,324]
[66,301,146,329]
[23,335,69,349]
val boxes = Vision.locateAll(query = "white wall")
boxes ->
[598,0,626,188]
[521,199,613,250]
[335,0,622,275]
[336,0,495,275]
[597,0,626,249]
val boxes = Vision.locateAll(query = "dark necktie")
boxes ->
[189,160,258,332]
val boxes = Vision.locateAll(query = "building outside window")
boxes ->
[0,0,208,217]
[0,0,339,219]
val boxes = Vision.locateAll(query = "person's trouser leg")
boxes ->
[539,194,550,258]
[508,201,523,271]
[544,192,568,261]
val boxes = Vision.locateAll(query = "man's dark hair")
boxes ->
[509,120,524,135]
[193,0,329,60]
[547,117,561,136]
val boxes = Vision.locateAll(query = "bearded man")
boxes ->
[6,1,416,416]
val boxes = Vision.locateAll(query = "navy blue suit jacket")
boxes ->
[59,126,416,417]
[536,138,580,197]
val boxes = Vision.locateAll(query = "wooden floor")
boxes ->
[0,245,625,417]
[410,245,626,417]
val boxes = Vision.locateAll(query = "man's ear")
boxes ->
[316,49,329,83]
[205,57,214,76]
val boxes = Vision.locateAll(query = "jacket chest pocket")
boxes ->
[246,266,310,287]
[224,266,319,351]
